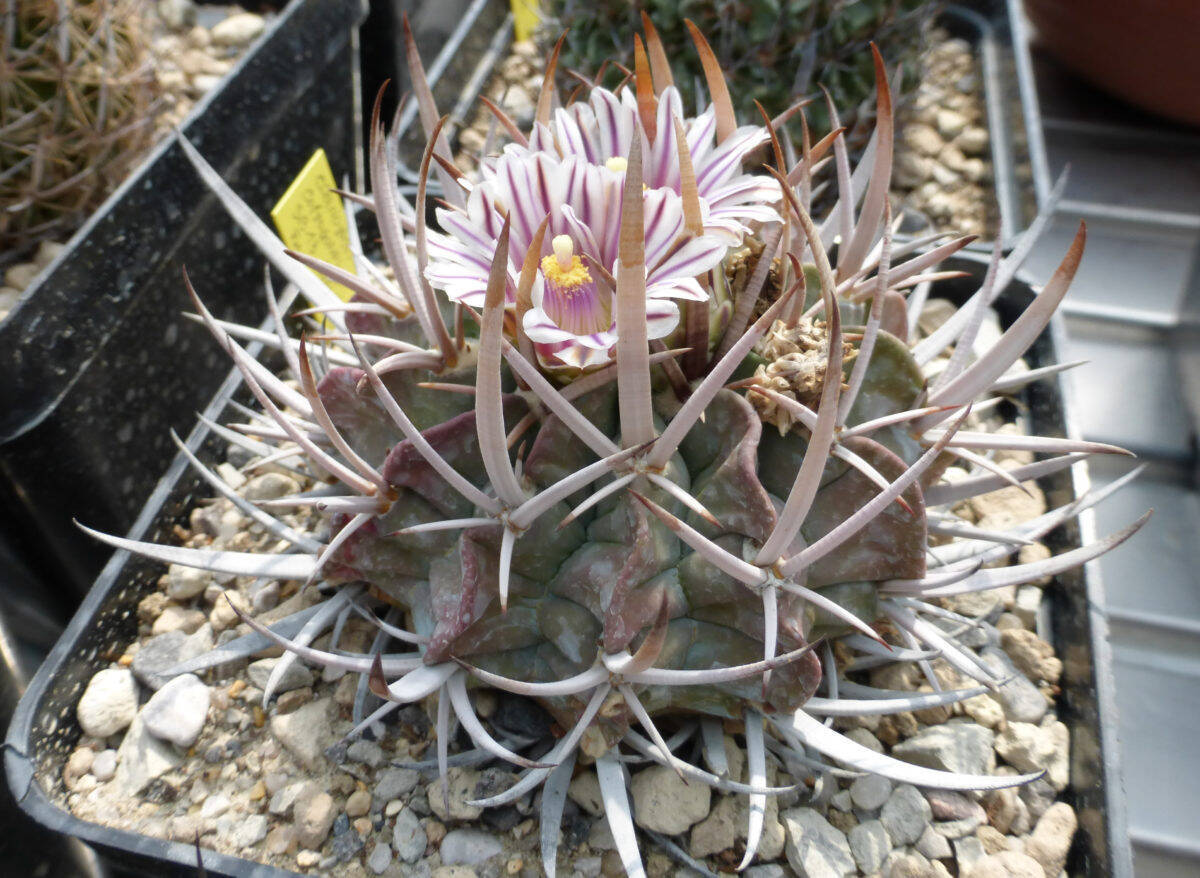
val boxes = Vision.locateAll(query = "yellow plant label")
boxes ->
[270,148,355,301]
[511,0,541,42]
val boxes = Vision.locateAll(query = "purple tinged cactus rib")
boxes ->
[633,492,765,587]
[540,752,577,878]
[224,599,423,674]
[400,14,464,209]
[298,339,390,494]
[715,222,782,362]
[169,431,322,552]
[351,336,501,515]
[78,524,318,580]
[781,407,969,578]
[177,137,346,320]
[446,674,550,769]
[836,48,893,279]
[838,205,891,423]
[597,751,646,878]
[740,710,768,870]
[648,283,797,470]
[923,430,1132,457]
[788,710,1042,790]
[559,474,636,530]
[283,250,411,325]
[624,730,802,796]
[619,684,687,778]
[470,685,613,808]
[500,343,620,458]
[805,686,987,716]
[903,512,1151,598]
[989,359,1088,394]
[757,287,843,565]
[478,217,529,510]
[929,240,1003,397]
[616,137,655,449]
[220,327,379,495]
[263,588,359,706]
[924,453,1088,507]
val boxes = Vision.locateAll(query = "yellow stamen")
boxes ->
[605,156,628,173]
[541,251,591,290]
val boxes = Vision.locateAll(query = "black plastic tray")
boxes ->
[6,256,1128,876]
[0,0,367,608]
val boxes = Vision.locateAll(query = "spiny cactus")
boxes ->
[87,21,1146,877]
[547,0,938,140]
[1,0,160,253]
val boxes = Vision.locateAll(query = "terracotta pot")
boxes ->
[1024,0,1200,127]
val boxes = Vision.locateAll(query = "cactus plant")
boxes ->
[1,0,160,253]
[86,20,1145,876]
[546,0,938,140]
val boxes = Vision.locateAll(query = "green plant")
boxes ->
[548,0,938,138]
[0,0,159,253]
[89,22,1144,876]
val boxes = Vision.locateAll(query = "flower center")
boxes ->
[541,235,592,292]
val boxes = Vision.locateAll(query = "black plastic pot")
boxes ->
[6,255,1129,876]
[0,0,367,617]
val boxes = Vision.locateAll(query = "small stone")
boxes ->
[376,767,420,801]
[4,262,39,290]
[427,769,484,822]
[977,825,1008,854]
[967,851,1044,878]
[850,774,892,812]
[630,765,711,835]
[983,787,1019,834]
[392,807,427,862]
[151,605,206,636]
[265,826,297,855]
[270,781,307,816]
[925,790,986,823]
[132,626,214,690]
[1023,802,1075,877]
[915,825,951,860]
[250,580,280,614]
[63,749,94,791]
[77,668,138,738]
[276,686,313,714]
[1013,586,1042,627]
[1000,630,1062,684]
[568,771,604,816]
[979,649,1047,723]
[848,820,891,874]
[210,589,249,632]
[141,673,209,748]
[167,563,211,600]
[210,12,266,47]
[889,853,934,878]
[242,472,301,501]
[1046,721,1069,791]
[440,828,503,866]
[957,126,988,155]
[689,793,785,861]
[91,749,118,782]
[346,739,385,768]
[112,715,183,795]
[346,790,372,817]
[995,722,1056,773]
[295,788,336,849]
[34,240,65,267]
[330,826,364,863]
[963,694,1005,729]
[156,0,195,28]
[369,842,393,874]
[936,109,967,140]
[247,658,314,694]
[296,850,320,868]
[781,808,855,878]
[201,793,231,818]
[892,721,994,776]
[881,784,932,846]
[844,728,884,753]
[432,868,477,878]
[830,790,853,813]
[745,866,786,878]
[955,835,987,873]
[269,699,332,768]
[905,123,943,157]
